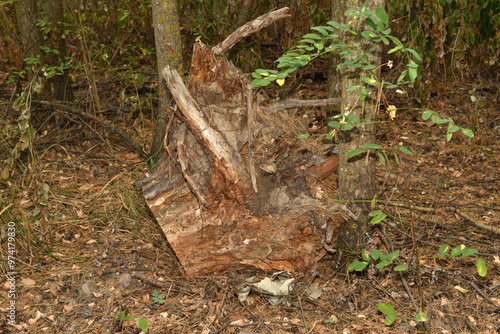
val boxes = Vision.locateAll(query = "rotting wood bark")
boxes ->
[163,65,253,204]
[135,7,343,275]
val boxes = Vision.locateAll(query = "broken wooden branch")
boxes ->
[162,65,253,203]
[212,7,291,55]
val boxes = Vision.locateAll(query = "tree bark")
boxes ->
[15,0,43,85]
[136,7,341,275]
[326,0,346,118]
[43,0,74,101]
[335,0,383,257]
[150,0,183,161]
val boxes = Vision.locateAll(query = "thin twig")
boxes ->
[386,202,500,235]
[469,281,500,310]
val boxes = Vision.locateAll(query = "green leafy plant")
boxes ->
[116,310,149,333]
[251,5,473,162]
[439,244,487,277]
[378,302,427,326]
[151,288,166,305]
[422,109,474,141]
[348,248,408,273]
[378,303,397,325]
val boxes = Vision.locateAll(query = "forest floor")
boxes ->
[0,61,499,334]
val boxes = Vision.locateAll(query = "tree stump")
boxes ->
[135,8,341,275]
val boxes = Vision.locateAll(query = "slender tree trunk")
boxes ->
[150,0,183,161]
[335,0,383,257]
[326,0,346,118]
[15,0,43,86]
[43,0,74,101]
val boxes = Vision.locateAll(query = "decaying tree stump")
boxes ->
[135,7,342,275]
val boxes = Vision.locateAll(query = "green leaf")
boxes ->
[448,124,460,133]
[348,260,368,272]
[451,245,466,257]
[328,121,341,129]
[348,85,362,92]
[378,303,396,315]
[311,26,329,36]
[361,249,370,261]
[397,70,408,83]
[461,248,477,257]
[376,260,391,269]
[388,45,403,54]
[361,76,379,86]
[385,313,397,326]
[369,210,382,217]
[347,148,365,158]
[137,317,149,333]
[251,72,262,79]
[476,258,487,277]
[434,118,449,124]
[394,265,408,271]
[297,134,310,139]
[398,146,412,154]
[407,48,422,62]
[461,128,474,137]
[360,86,367,100]
[408,66,417,83]
[299,38,317,44]
[362,64,376,70]
[314,43,324,50]
[377,151,386,166]
[255,69,269,75]
[302,33,322,40]
[361,30,378,39]
[375,8,389,24]
[415,312,427,322]
[387,250,399,261]
[371,249,381,260]
[361,143,383,149]
[438,244,450,255]
[135,73,145,86]
[370,212,387,225]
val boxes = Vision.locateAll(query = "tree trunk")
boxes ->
[335,0,383,257]
[15,0,43,86]
[43,0,74,101]
[136,8,344,275]
[150,0,183,161]
[326,0,346,118]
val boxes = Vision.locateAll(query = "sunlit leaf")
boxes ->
[438,244,450,255]
[451,244,466,257]
[461,128,474,137]
[476,258,487,277]
[378,303,395,315]
[415,312,427,322]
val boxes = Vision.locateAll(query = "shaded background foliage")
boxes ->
[1,0,498,93]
